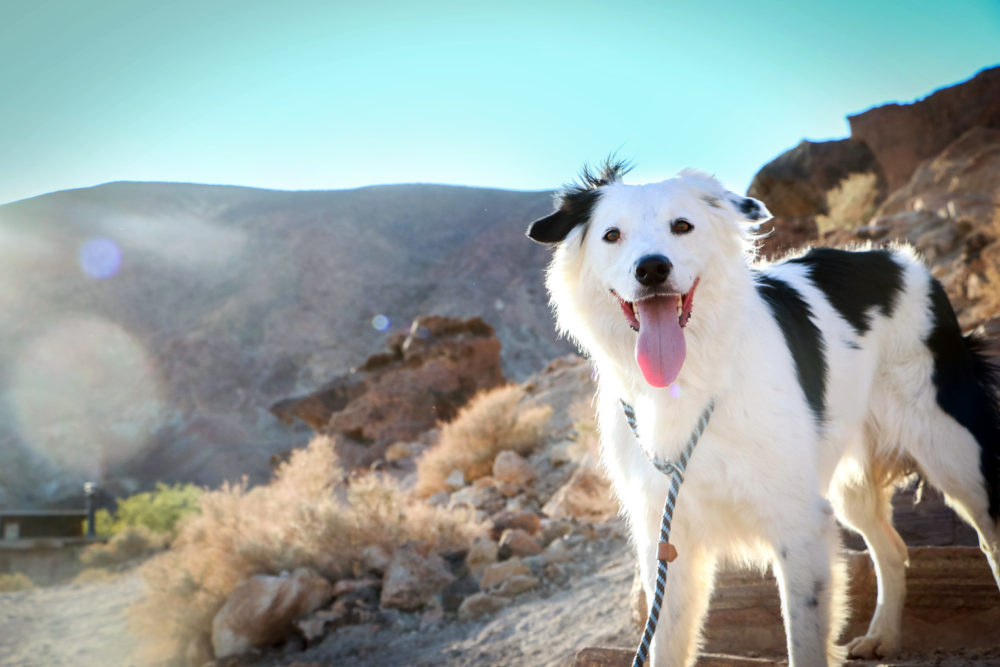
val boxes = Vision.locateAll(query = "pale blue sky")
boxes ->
[1,0,998,205]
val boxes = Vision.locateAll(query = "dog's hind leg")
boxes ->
[771,502,847,667]
[902,421,1000,593]
[829,460,908,659]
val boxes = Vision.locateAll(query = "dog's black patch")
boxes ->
[925,278,1000,519]
[755,274,828,426]
[787,248,904,337]
[526,157,633,244]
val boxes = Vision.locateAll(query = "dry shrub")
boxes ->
[567,399,600,463]
[816,171,881,235]
[0,572,34,592]
[130,435,479,665]
[72,568,117,585]
[415,384,552,497]
[80,525,169,568]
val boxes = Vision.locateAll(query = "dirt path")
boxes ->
[0,572,143,667]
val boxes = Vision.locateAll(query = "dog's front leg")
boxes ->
[772,512,846,667]
[635,517,717,667]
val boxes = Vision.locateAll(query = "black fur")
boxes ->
[526,157,632,244]
[755,274,828,426]
[736,196,766,221]
[925,278,1000,519]
[788,248,904,337]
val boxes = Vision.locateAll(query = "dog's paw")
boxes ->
[846,633,901,659]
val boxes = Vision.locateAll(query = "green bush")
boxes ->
[94,482,203,537]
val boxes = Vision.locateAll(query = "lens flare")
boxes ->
[9,316,164,479]
[79,237,122,279]
[371,314,390,331]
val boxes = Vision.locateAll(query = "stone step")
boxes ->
[610,546,1000,663]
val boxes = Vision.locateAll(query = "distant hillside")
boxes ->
[0,182,568,506]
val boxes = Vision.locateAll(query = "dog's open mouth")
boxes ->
[612,278,699,388]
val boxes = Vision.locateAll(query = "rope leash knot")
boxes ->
[621,398,714,667]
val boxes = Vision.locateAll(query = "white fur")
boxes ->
[540,170,1000,666]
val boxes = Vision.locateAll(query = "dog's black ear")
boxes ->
[526,210,577,244]
[728,195,772,224]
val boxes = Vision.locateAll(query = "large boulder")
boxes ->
[271,316,505,466]
[380,543,456,611]
[747,138,886,257]
[211,568,334,659]
[849,66,1000,191]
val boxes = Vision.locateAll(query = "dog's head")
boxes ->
[527,161,771,388]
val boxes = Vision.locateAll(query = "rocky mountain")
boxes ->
[0,182,567,506]
[751,65,1000,260]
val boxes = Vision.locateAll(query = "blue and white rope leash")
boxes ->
[621,399,715,667]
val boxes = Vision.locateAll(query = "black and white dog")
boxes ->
[527,161,1000,666]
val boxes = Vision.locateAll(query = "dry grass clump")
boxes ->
[567,399,601,464]
[816,171,881,235]
[0,572,34,593]
[72,568,117,585]
[80,525,169,569]
[415,384,552,497]
[130,435,479,664]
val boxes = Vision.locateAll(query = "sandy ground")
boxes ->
[0,571,142,667]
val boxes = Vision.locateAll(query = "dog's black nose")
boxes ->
[635,255,672,286]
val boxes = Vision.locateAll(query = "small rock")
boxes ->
[548,441,572,466]
[420,606,444,630]
[380,544,456,611]
[449,483,504,512]
[331,578,380,598]
[493,574,539,597]
[427,490,450,507]
[498,529,542,559]
[541,466,617,523]
[480,557,530,591]
[211,568,334,659]
[442,575,480,613]
[458,593,509,621]
[496,481,521,498]
[445,469,466,490]
[466,536,498,577]
[385,441,419,462]
[544,562,568,582]
[362,545,391,575]
[490,510,541,540]
[542,538,572,564]
[538,517,576,546]
[493,450,537,486]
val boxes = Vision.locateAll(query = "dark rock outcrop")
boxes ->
[748,138,886,256]
[849,66,1000,191]
[270,316,505,465]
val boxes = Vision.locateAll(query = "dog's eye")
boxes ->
[602,228,621,243]
[671,218,694,234]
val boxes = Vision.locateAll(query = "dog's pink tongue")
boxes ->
[635,295,686,388]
